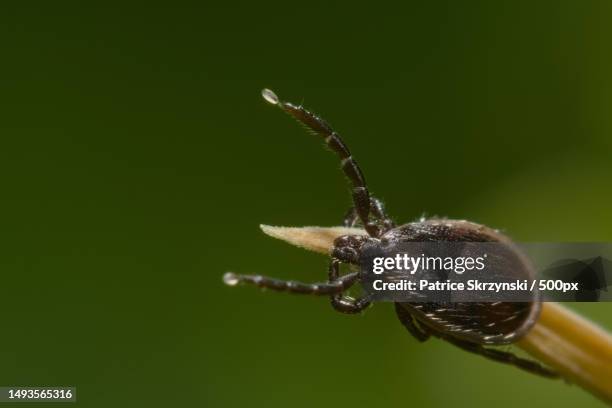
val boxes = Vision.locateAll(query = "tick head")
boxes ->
[332,235,368,264]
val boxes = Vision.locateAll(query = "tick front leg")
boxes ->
[223,271,359,296]
[442,336,559,378]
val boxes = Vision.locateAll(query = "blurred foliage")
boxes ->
[0,1,610,407]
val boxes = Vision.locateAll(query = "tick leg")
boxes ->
[223,271,359,296]
[343,206,359,227]
[330,295,371,314]
[394,303,431,342]
[328,258,371,314]
[370,197,395,232]
[265,90,379,237]
[344,197,395,233]
[442,336,559,378]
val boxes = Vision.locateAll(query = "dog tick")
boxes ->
[224,89,557,378]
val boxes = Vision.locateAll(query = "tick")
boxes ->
[224,89,557,378]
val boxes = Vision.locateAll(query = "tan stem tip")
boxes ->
[259,224,366,255]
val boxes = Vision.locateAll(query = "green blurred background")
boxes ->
[1,1,611,407]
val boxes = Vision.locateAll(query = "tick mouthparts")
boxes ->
[261,88,279,105]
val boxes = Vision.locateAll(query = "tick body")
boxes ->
[224,89,557,378]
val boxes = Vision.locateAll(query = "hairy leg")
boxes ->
[394,303,431,342]
[442,336,558,378]
[223,271,359,296]
[328,259,371,314]
[344,197,395,233]
[263,89,380,237]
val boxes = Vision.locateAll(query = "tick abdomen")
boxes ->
[381,219,509,243]
[379,219,541,345]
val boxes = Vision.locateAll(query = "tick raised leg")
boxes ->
[262,89,381,237]
[344,197,395,233]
